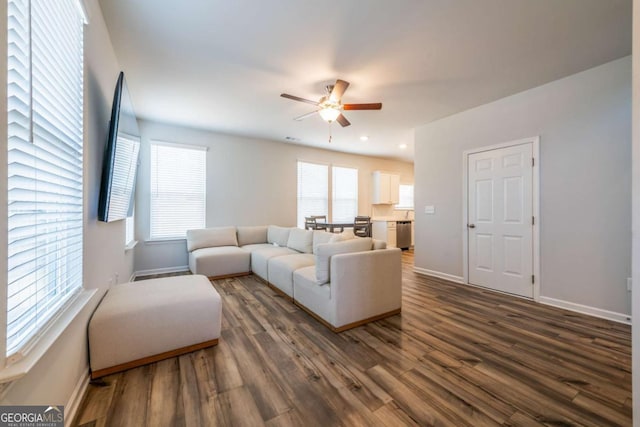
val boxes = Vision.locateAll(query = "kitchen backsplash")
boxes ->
[371,204,414,220]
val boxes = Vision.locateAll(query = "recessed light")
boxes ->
[399,144,408,150]
[285,136,301,142]
[360,136,369,141]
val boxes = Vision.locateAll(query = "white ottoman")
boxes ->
[89,275,221,379]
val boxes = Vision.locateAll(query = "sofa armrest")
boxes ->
[329,248,402,328]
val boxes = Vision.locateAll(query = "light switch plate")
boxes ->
[424,205,435,214]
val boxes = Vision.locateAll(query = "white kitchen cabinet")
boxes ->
[372,221,396,248]
[372,171,400,204]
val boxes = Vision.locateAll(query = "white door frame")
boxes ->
[462,136,541,301]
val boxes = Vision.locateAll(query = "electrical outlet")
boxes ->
[627,278,632,292]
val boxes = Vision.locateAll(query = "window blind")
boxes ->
[7,0,84,357]
[297,161,328,228]
[396,184,414,209]
[332,166,358,223]
[150,142,206,239]
[107,135,140,221]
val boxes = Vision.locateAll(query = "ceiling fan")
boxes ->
[280,79,382,128]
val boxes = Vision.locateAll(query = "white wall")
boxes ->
[631,0,639,422]
[134,120,414,273]
[0,0,133,410]
[414,56,631,317]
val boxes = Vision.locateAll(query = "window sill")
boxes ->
[0,288,100,389]
[125,240,138,252]
[145,238,186,245]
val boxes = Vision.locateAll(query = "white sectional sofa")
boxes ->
[186,225,402,331]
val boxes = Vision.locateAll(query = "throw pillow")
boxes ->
[312,230,334,254]
[287,228,313,253]
[267,225,291,247]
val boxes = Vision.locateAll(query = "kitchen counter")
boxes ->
[371,217,414,222]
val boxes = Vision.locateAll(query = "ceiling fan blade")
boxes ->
[343,103,382,110]
[281,93,319,106]
[336,114,351,127]
[294,110,319,121]
[329,79,350,101]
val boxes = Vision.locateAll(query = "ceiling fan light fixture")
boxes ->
[319,107,341,122]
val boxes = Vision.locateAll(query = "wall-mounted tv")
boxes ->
[98,72,140,222]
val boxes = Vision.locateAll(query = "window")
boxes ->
[332,166,358,223]
[297,161,328,228]
[7,0,85,357]
[150,142,206,240]
[125,212,135,248]
[396,184,414,209]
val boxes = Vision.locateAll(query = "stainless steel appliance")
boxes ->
[396,221,412,249]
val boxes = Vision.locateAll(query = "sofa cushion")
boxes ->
[187,227,238,252]
[240,243,274,253]
[315,238,373,284]
[287,228,313,253]
[237,226,268,246]
[312,230,334,254]
[329,230,356,243]
[189,246,250,277]
[267,225,291,247]
[267,254,315,297]
[372,239,387,250]
[293,266,332,322]
[251,246,297,281]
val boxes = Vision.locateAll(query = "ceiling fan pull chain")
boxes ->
[329,122,332,143]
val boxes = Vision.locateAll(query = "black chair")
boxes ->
[353,216,371,237]
[312,215,328,231]
[305,216,328,231]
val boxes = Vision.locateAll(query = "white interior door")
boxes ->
[468,143,533,298]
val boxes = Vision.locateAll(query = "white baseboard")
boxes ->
[413,267,465,284]
[539,296,631,325]
[65,369,89,427]
[134,265,189,279]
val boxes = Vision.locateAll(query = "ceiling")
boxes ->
[97,0,631,162]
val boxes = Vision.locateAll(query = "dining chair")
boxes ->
[353,216,371,237]
[305,216,328,231]
[311,215,328,231]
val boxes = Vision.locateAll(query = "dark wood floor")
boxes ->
[74,251,632,426]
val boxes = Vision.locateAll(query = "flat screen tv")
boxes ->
[98,72,140,222]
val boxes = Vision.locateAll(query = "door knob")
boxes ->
[468,224,476,228]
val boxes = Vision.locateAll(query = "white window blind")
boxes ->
[150,142,206,239]
[297,161,328,228]
[107,134,140,221]
[332,166,358,223]
[396,184,414,209]
[7,0,85,357]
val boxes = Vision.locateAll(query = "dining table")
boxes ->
[319,223,354,233]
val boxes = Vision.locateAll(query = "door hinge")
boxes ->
[532,275,535,284]
[532,157,535,167]
[532,216,535,225]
